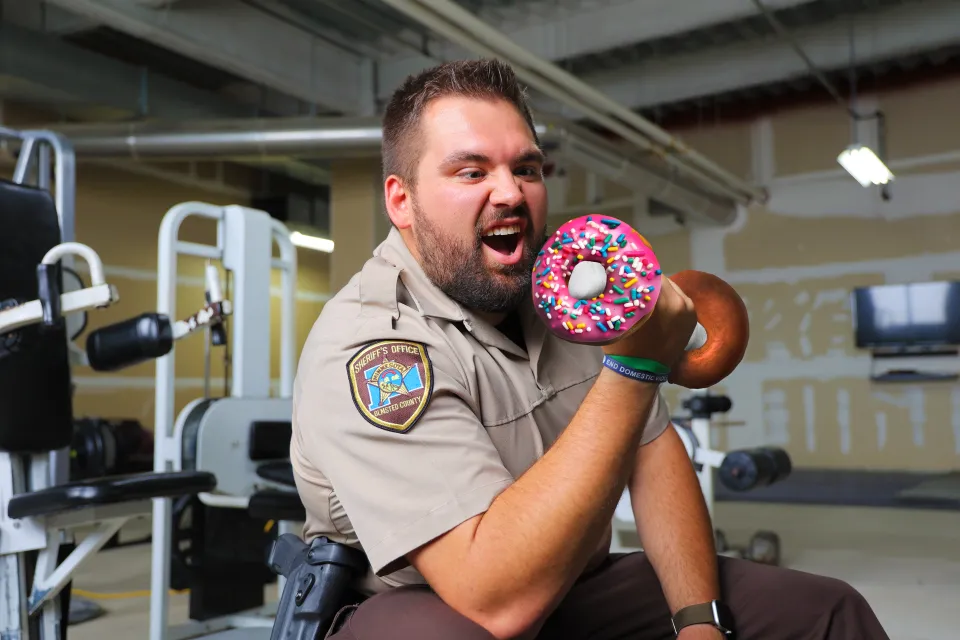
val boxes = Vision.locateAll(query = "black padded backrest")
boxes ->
[0,178,73,453]
[249,420,292,461]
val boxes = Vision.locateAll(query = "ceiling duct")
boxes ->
[47,117,385,160]
[45,112,737,225]
[378,0,766,206]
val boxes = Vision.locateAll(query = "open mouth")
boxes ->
[481,223,522,257]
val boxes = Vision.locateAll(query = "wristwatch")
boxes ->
[672,600,735,637]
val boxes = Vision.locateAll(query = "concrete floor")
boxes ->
[62,502,960,640]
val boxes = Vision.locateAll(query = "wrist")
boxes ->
[607,354,671,375]
[596,364,661,393]
[672,600,734,638]
[677,625,725,639]
[594,367,660,411]
[601,354,670,385]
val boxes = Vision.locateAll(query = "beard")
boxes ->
[411,198,547,314]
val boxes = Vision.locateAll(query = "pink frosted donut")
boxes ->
[531,215,663,344]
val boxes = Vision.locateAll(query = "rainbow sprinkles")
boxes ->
[531,215,663,344]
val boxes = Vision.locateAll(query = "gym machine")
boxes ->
[612,390,792,564]
[70,418,155,482]
[0,128,216,640]
[148,202,305,640]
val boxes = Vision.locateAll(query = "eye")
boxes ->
[457,169,486,180]
[515,165,543,179]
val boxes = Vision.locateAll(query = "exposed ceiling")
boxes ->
[1,0,959,216]
[558,0,921,78]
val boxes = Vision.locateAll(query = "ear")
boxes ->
[384,175,413,229]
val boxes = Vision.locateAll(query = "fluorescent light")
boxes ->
[290,231,334,253]
[837,144,894,187]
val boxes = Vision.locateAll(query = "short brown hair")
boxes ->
[381,58,540,186]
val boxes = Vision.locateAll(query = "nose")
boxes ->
[489,170,525,209]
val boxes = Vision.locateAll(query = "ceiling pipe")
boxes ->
[379,0,750,204]
[414,0,764,201]
[545,130,737,225]
[380,0,767,205]
[45,113,737,224]
[47,117,385,159]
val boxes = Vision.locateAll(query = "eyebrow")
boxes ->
[439,147,546,169]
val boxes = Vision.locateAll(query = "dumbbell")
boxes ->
[532,215,749,388]
[71,418,153,480]
[714,528,782,566]
[745,531,781,566]
[719,447,792,492]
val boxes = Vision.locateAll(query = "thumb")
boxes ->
[662,276,694,310]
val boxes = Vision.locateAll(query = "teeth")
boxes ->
[483,224,520,237]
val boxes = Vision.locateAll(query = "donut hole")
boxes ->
[568,260,607,300]
[482,232,520,255]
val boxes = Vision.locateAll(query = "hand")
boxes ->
[602,276,697,369]
[677,624,726,640]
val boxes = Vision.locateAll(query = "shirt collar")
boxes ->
[375,227,465,322]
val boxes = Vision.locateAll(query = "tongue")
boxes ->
[483,234,518,255]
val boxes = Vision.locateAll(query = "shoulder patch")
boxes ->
[346,340,434,434]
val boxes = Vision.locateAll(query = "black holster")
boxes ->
[268,534,368,640]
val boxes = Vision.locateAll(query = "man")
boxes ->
[291,59,889,640]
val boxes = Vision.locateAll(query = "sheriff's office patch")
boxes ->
[347,340,434,434]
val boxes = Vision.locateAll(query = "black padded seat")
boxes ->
[257,460,296,487]
[7,470,216,519]
[249,489,305,522]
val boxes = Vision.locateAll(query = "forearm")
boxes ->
[629,426,720,615]
[470,371,658,625]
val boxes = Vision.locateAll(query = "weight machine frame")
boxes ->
[1,129,215,640]
[0,243,118,335]
[0,232,125,640]
[0,127,78,504]
[148,202,298,640]
[0,129,82,640]
[0,127,76,243]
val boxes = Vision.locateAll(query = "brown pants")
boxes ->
[327,552,889,640]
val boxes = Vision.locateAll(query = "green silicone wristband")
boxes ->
[608,355,671,375]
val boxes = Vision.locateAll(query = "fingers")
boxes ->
[661,276,695,312]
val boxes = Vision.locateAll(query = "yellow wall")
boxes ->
[2,101,331,431]
[657,77,960,472]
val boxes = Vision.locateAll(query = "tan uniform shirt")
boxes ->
[291,228,670,594]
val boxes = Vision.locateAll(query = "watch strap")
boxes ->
[672,600,734,636]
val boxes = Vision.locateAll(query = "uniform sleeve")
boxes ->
[295,329,514,577]
[639,389,672,446]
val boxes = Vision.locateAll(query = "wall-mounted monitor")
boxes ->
[851,280,960,351]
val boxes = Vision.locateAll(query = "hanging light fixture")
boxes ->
[752,0,895,193]
[289,230,334,253]
[837,144,895,187]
